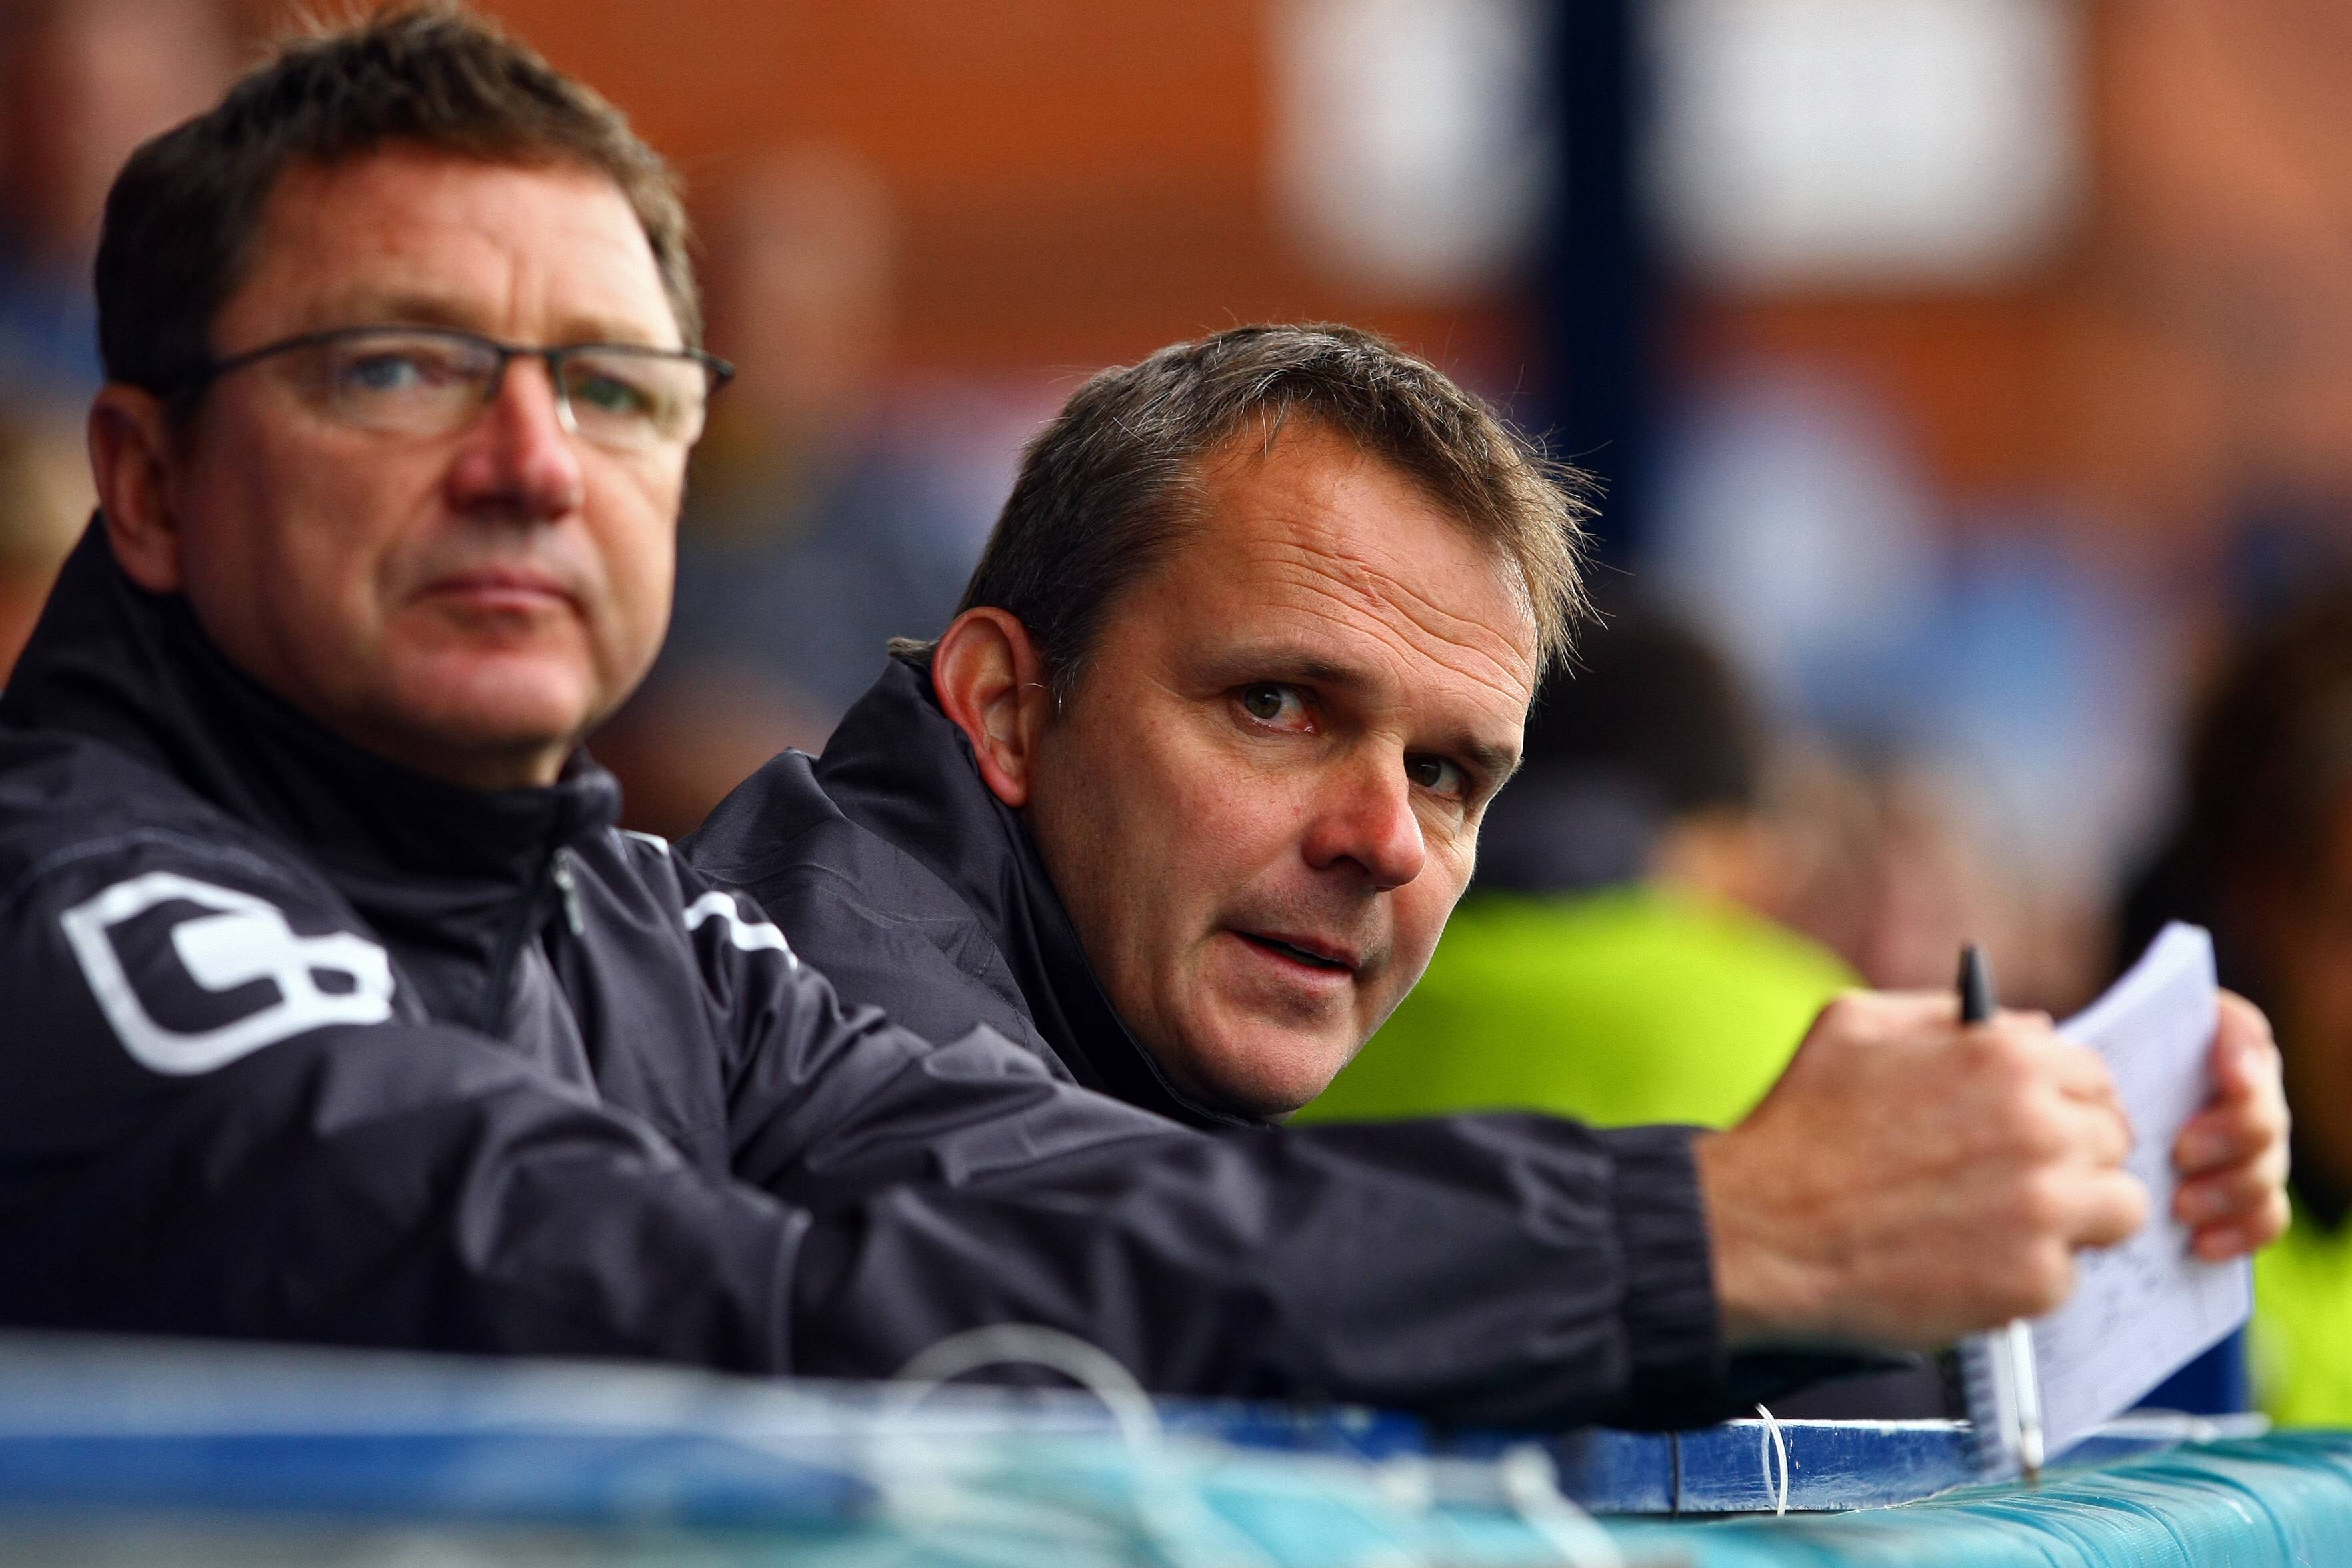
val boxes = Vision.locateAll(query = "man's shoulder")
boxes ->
[679,747,840,883]
[569,819,813,984]
[685,749,985,937]
[0,724,183,835]
[0,727,406,1088]
[0,727,325,911]
[680,750,1057,1067]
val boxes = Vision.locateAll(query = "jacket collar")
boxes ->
[818,657,1264,1129]
[0,521,620,890]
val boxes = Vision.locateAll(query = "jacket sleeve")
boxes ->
[0,829,1750,1429]
[0,834,805,1370]
[686,865,1745,1429]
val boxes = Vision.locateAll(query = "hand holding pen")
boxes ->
[1961,943,2045,1485]
[1695,973,2144,1355]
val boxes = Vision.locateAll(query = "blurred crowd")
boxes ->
[0,0,233,668]
[5,0,2352,1424]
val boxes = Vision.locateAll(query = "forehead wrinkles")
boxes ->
[1207,472,1539,701]
[1260,534,1533,695]
[240,156,669,342]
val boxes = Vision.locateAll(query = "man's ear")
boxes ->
[87,384,186,593]
[931,607,1055,809]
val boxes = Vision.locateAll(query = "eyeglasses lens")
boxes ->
[313,332,490,435]
[559,349,709,448]
[301,331,711,449]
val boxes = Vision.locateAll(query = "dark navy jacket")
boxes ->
[687,657,1249,1129]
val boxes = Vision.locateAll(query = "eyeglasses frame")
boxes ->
[170,324,736,447]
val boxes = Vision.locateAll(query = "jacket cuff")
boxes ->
[1597,1123,1727,1424]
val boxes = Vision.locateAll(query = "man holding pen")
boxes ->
[692,325,2291,1363]
[0,8,2287,1428]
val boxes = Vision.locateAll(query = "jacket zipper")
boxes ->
[550,849,587,937]
[477,844,581,1033]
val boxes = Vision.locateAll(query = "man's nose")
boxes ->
[445,357,585,520]
[1301,757,1427,891]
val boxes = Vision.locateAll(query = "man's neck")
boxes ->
[344,725,573,794]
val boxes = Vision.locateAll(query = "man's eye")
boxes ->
[1407,755,1467,800]
[1237,683,1309,729]
[569,370,657,419]
[337,352,437,393]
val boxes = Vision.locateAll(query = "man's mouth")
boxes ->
[1235,931,1357,974]
[419,568,577,613]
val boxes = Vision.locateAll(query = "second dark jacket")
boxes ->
[688,657,1250,1128]
[684,657,1821,1422]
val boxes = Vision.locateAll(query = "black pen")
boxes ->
[1961,943,2045,1484]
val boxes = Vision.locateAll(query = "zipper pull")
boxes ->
[550,849,586,937]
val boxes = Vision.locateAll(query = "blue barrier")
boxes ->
[0,1333,2343,1567]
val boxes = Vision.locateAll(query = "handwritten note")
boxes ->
[1967,923,2253,1470]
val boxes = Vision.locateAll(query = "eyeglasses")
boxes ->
[182,325,735,451]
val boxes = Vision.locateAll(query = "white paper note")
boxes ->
[1995,923,2253,1464]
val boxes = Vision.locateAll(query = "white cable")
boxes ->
[889,1322,1163,1451]
[885,1324,1278,1568]
[1755,1403,1789,1517]
[885,1327,1638,1566]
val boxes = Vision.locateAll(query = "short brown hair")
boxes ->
[95,3,697,397]
[901,324,1592,702]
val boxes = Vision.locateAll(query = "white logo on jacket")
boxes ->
[683,890,796,965]
[61,871,395,1075]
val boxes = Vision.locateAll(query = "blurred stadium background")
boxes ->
[4,0,2344,1015]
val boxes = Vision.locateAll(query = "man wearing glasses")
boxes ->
[0,6,2285,1429]
[0,6,1810,1425]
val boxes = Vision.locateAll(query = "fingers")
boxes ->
[2039,1037,2125,1110]
[2175,1103,2285,1175]
[1941,1010,2133,1174]
[2067,1095,2135,1168]
[1953,1001,2117,1092]
[2177,1145,2283,1219]
[2177,1144,2292,1255]
[2002,1171,2151,1319]
[2064,1169,2151,1252]
[2170,994,2291,1261]
[2177,996,2289,1175]
[2189,1175,2290,1261]
[2190,1199,2291,1261]
[1979,1024,2131,1149]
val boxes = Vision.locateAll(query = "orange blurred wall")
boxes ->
[216,0,2352,560]
[457,0,1526,378]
